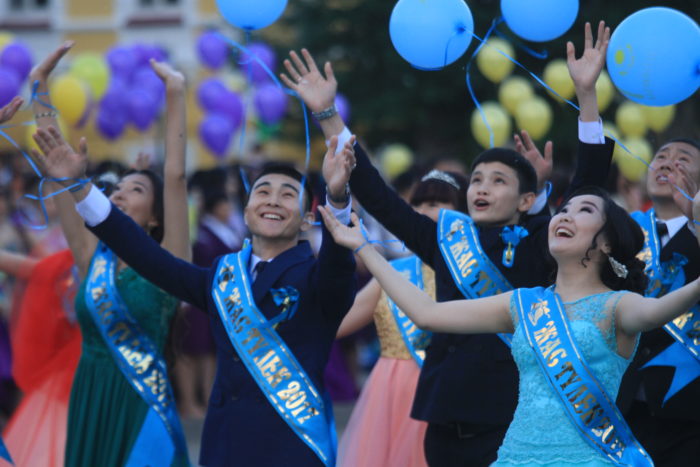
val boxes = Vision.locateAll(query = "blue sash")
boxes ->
[84,244,188,466]
[437,209,513,347]
[0,437,11,465]
[211,242,336,466]
[387,255,432,366]
[514,287,653,466]
[632,210,700,402]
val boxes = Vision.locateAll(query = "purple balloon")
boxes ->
[107,46,137,79]
[0,42,33,83]
[197,31,229,70]
[211,90,244,131]
[197,78,228,112]
[199,113,234,158]
[335,94,351,123]
[96,109,127,140]
[127,89,159,131]
[254,84,287,125]
[131,43,167,67]
[131,66,165,105]
[0,68,21,107]
[241,43,276,85]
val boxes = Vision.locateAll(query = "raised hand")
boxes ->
[0,96,23,125]
[669,163,699,220]
[514,130,553,192]
[150,59,185,92]
[318,208,365,251]
[133,151,152,171]
[31,126,88,182]
[29,41,73,83]
[323,135,356,206]
[566,21,610,94]
[280,49,337,113]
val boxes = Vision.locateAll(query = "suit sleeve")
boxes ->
[349,143,439,267]
[565,137,615,199]
[315,223,357,322]
[88,205,210,309]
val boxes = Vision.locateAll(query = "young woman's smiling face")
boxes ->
[548,194,607,260]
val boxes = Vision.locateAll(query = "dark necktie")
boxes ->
[656,221,668,237]
[253,261,268,281]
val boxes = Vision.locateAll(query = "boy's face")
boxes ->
[467,162,534,227]
[647,142,700,201]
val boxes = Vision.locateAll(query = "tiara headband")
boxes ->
[421,170,460,190]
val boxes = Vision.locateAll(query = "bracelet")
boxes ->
[35,111,58,119]
[312,105,337,121]
[69,182,87,193]
[354,241,371,254]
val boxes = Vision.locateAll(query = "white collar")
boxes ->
[658,215,688,240]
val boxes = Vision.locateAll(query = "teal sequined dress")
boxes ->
[494,291,634,467]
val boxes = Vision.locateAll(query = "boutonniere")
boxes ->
[500,226,529,268]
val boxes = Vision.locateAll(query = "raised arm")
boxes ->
[567,21,610,123]
[0,96,23,125]
[150,60,190,261]
[336,279,382,338]
[319,206,513,333]
[0,250,37,279]
[29,42,98,276]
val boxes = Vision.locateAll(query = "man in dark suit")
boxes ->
[281,22,614,466]
[617,138,700,466]
[36,132,357,466]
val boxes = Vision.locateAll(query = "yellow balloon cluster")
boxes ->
[381,143,414,179]
[471,102,512,148]
[641,105,676,133]
[596,71,614,113]
[498,76,534,115]
[614,137,652,182]
[70,53,110,100]
[515,97,552,140]
[50,75,89,126]
[615,101,647,138]
[476,38,515,83]
[25,118,70,154]
[543,59,574,101]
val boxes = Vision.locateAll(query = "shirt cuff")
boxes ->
[578,118,605,144]
[75,185,112,226]
[326,127,353,155]
[527,188,548,214]
[325,195,353,225]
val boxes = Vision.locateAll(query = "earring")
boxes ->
[608,255,628,279]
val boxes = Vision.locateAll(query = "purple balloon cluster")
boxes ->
[97,43,168,140]
[197,79,244,158]
[0,41,33,107]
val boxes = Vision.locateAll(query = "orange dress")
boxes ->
[337,265,435,467]
[2,250,81,467]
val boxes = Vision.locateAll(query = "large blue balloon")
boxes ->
[216,0,288,31]
[389,0,474,70]
[501,0,578,42]
[607,7,700,106]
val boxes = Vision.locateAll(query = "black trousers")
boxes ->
[424,422,508,467]
[627,401,700,467]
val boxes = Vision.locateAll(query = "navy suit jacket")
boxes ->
[349,138,614,426]
[88,207,356,466]
[617,223,700,422]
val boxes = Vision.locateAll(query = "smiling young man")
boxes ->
[617,138,700,466]
[284,22,614,466]
[35,128,358,466]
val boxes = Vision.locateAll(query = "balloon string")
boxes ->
[236,30,253,194]
[493,27,549,60]
[356,218,406,254]
[29,80,57,111]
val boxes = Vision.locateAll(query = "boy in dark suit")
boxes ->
[617,138,700,466]
[34,129,358,466]
[284,22,614,466]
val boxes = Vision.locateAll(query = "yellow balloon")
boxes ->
[224,72,247,93]
[615,137,652,182]
[70,53,110,99]
[381,143,414,179]
[515,97,552,140]
[615,101,647,138]
[471,102,512,148]
[50,75,89,126]
[0,33,14,52]
[25,118,70,154]
[640,104,676,133]
[498,76,534,115]
[543,59,575,101]
[596,71,614,113]
[476,38,515,84]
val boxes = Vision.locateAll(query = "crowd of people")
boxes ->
[0,18,696,467]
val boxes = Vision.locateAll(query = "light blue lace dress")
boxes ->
[493,291,635,467]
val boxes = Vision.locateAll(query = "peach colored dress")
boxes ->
[337,265,435,467]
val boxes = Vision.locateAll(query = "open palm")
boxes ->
[319,207,365,250]
[280,49,337,113]
[566,21,610,92]
[32,127,88,181]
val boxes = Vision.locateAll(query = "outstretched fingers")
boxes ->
[289,50,309,77]
[300,48,318,74]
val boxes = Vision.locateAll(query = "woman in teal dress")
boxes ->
[30,43,190,466]
[320,185,700,466]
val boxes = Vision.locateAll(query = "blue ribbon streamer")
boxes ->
[353,218,406,254]
[29,80,57,111]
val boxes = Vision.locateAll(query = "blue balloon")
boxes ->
[216,0,288,31]
[607,7,700,106]
[389,0,474,70]
[501,0,578,42]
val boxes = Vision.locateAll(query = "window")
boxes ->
[9,0,49,12]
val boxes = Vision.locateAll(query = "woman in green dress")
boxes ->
[30,43,190,466]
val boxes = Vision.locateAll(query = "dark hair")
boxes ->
[248,163,314,212]
[662,138,700,154]
[410,171,468,213]
[123,169,165,243]
[203,189,229,213]
[470,148,537,194]
[554,186,647,294]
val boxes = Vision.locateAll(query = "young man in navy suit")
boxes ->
[282,22,614,466]
[33,128,358,467]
